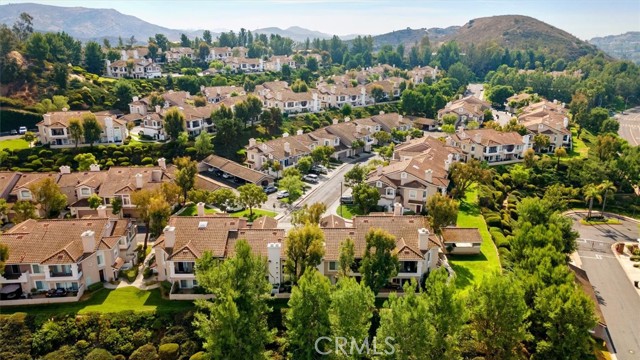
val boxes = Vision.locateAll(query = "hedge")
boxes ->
[0,108,42,132]
[158,343,180,360]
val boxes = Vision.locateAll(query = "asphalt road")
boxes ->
[568,212,640,360]
[616,107,640,146]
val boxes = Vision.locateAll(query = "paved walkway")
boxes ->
[103,249,159,290]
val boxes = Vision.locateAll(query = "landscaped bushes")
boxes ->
[158,343,179,360]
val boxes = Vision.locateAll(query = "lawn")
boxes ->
[0,138,29,150]
[178,203,218,216]
[230,208,277,221]
[569,128,590,159]
[448,187,501,290]
[579,218,622,225]
[0,287,194,321]
[336,204,364,220]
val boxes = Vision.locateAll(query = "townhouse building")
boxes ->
[37,110,128,148]
[437,96,492,125]
[446,128,532,164]
[255,81,321,113]
[517,99,571,152]
[0,216,136,304]
[224,57,264,73]
[316,83,367,108]
[201,85,246,103]
[165,47,195,63]
[407,65,439,84]
[104,58,161,79]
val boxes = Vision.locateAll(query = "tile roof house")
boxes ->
[408,65,439,84]
[165,47,194,63]
[437,96,492,126]
[202,155,274,186]
[37,110,128,148]
[105,58,161,79]
[0,217,136,305]
[518,99,571,152]
[446,129,533,164]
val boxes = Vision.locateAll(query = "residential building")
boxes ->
[201,155,275,186]
[367,136,461,213]
[264,56,297,72]
[37,110,128,148]
[104,58,161,79]
[202,85,246,103]
[517,99,571,152]
[365,78,403,103]
[407,65,439,84]
[153,214,285,299]
[316,83,367,108]
[504,93,534,114]
[0,216,136,304]
[165,47,194,63]
[437,96,492,125]
[446,129,532,164]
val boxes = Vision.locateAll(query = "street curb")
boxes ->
[610,242,640,297]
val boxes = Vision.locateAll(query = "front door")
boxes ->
[99,269,105,282]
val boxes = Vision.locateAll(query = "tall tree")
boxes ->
[329,277,375,355]
[13,200,37,222]
[583,184,602,219]
[352,183,380,214]
[337,238,355,278]
[113,80,136,111]
[174,157,198,205]
[26,32,49,64]
[194,131,213,157]
[285,269,332,359]
[131,189,155,252]
[29,177,67,218]
[110,197,123,216]
[12,12,33,42]
[194,240,274,360]
[291,202,326,226]
[68,118,84,149]
[598,180,616,214]
[163,108,186,140]
[278,175,304,202]
[237,183,267,219]
[343,164,366,187]
[0,243,8,276]
[87,194,103,210]
[426,193,458,233]
[84,41,104,74]
[148,195,171,238]
[360,228,399,294]
[210,188,238,212]
[285,223,325,283]
[469,273,530,360]
[82,113,102,147]
[449,159,492,199]
[310,145,335,168]
[202,30,212,45]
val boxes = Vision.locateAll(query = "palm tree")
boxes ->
[583,184,602,219]
[598,180,617,215]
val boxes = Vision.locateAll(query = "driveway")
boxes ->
[616,107,640,146]
[568,211,640,360]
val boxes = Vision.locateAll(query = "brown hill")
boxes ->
[442,15,599,60]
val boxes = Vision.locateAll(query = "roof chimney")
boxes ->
[89,164,100,172]
[296,129,304,136]
[135,173,144,189]
[157,157,166,170]
[197,202,206,217]
[282,132,289,138]
[151,169,162,182]
[418,228,430,251]
[424,169,433,183]
[81,230,96,253]
[97,205,107,218]
[59,165,71,174]
[133,96,139,102]
[284,142,291,154]
[155,105,161,113]
[393,203,403,216]
[332,118,339,125]
[163,225,176,248]
[249,138,257,147]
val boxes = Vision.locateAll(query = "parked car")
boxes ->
[222,173,232,179]
[264,185,278,194]
[311,165,328,174]
[10,129,18,135]
[18,126,27,134]
[45,288,68,298]
[340,196,354,205]
[277,190,289,199]
[224,201,244,213]
[303,174,319,183]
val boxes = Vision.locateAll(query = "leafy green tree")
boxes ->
[469,273,530,360]
[467,120,480,130]
[12,12,33,42]
[487,85,515,107]
[213,118,242,156]
[84,41,104,74]
[291,202,326,226]
[148,195,171,238]
[370,85,386,103]
[329,277,375,354]
[22,131,36,144]
[360,228,399,294]
[285,269,331,359]
[163,108,187,140]
[533,134,550,152]
[26,32,49,64]
[13,200,37,222]
[202,30,212,45]
[110,197,122,216]
[449,159,492,199]
[52,62,68,90]
[87,194,102,210]
[594,134,620,161]
[600,118,619,134]
[29,177,67,218]
[447,62,474,87]
[132,189,155,252]
[285,223,325,283]
[113,80,136,112]
[74,153,97,171]
[295,156,313,174]
[188,189,214,204]
[82,113,102,147]
[426,193,458,233]
[310,145,335,167]
[174,157,198,205]
[194,131,213,157]
[338,238,355,277]
[442,124,456,134]
[68,118,84,149]
[207,188,235,212]
[237,183,267,219]
[442,114,458,125]
[352,183,380,214]
[279,175,304,202]
[344,164,366,187]
[373,130,392,145]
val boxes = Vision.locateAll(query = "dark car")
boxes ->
[264,185,277,194]
[45,288,68,298]
[10,129,18,135]
[340,196,354,204]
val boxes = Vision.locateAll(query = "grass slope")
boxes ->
[448,188,501,290]
[178,204,218,216]
[230,208,277,222]
[0,138,29,150]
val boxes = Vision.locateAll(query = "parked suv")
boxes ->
[310,165,328,174]
[264,185,277,194]
[340,196,354,204]
[303,174,319,183]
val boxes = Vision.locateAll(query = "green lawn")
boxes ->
[0,138,29,150]
[336,204,364,220]
[178,203,218,216]
[0,287,193,320]
[448,188,501,290]
[230,208,277,221]
[569,128,590,159]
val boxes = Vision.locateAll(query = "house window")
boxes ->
[471,146,475,151]
[180,280,189,289]
[334,138,340,145]
[81,188,91,197]
[324,140,330,146]
[329,261,337,271]
[35,281,45,290]
[97,254,104,266]
[251,154,255,160]
[386,188,395,197]
[20,190,31,199]
[423,191,428,198]
[409,190,417,199]
[427,251,431,264]
[376,181,382,188]
[32,264,42,273]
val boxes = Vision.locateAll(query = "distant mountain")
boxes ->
[590,32,640,64]
[442,15,599,60]
[0,2,205,42]
[253,26,333,42]
[352,26,459,51]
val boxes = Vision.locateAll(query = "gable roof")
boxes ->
[202,155,274,184]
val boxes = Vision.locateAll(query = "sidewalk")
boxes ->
[611,242,640,298]
[103,250,159,291]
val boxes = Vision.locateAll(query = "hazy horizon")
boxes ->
[1,0,639,40]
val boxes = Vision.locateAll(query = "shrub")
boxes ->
[27,155,38,161]
[160,281,172,296]
[129,344,158,360]
[88,282,104,292]
[120,267,138,283]
[84,348,114,360]
[158,343,180,360]
[143,267,153,279]
[484,215,502,228]
[1,108,42,130]
[141,157,154,165]
[189,352,206,360]
[630,255,640,262]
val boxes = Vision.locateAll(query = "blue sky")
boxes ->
[3,0,639,39]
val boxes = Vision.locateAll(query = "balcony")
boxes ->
[0,271,29,284]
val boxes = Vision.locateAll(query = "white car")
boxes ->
[18,126,27,134]
[222,173,232,179]
[277,190,289,199]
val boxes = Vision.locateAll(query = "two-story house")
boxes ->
[104,59,161,79]
[446,129,532,164]
[37,110,128,148]
[316,83,367,109]
[437,96,492,126]
[165,47,194,63]
[202,85,246,103]
[224,57,264,73]
[0,216,136,304]
[153,213,285,299]
[407,65,439,84]
[261,90,321,114]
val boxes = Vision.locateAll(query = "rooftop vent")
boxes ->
[198,221,208,229]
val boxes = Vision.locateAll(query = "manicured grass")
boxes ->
[336,204,364,220]
[0,287,194,320]
[230,208,277,221]
[448,188,501,290]
[579,218,622,225]
[570,128,589,159]
[178,203,218,216]
[0,138,29,150]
